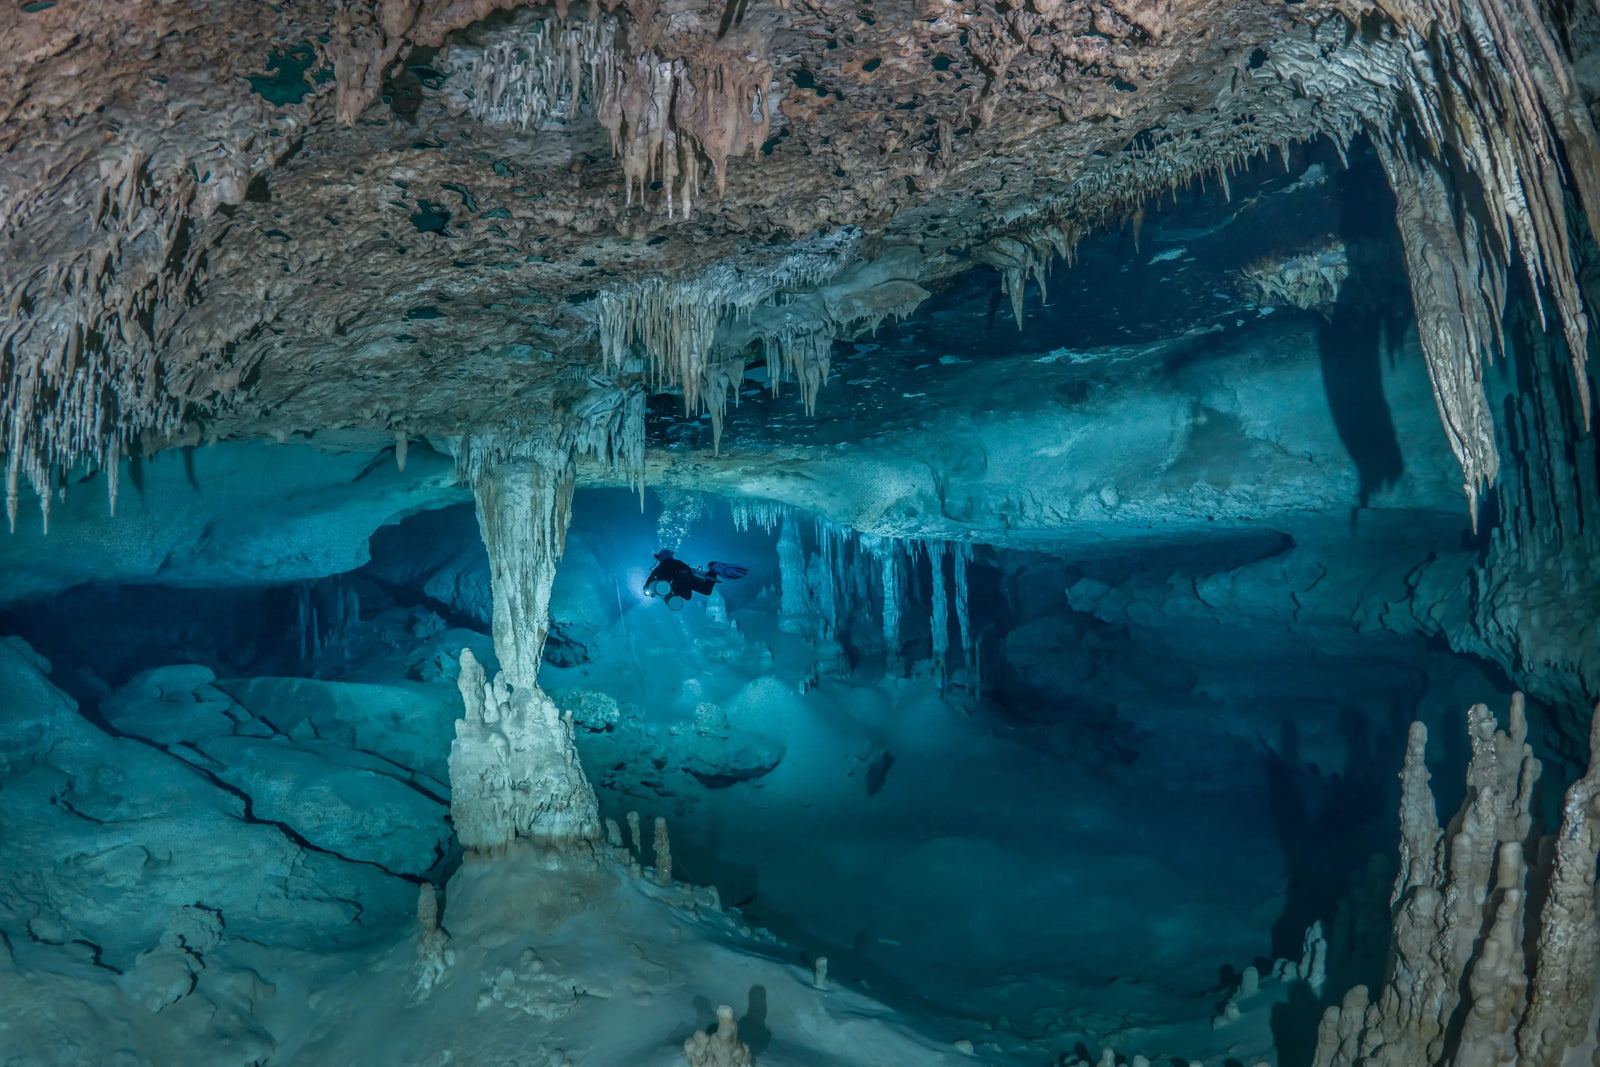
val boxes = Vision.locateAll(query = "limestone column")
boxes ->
[447,453,601,851]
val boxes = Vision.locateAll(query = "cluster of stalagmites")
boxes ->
[684,1005,753,1067]
[1313,695,1600,1067]
[449,646,600,848]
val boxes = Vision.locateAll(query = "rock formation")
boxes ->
[3,0,1594,540]
[684,1004,753,1067]
[447,440,603,850]
[1313,694,1600,1067]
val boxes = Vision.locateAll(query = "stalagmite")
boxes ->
[1518,704,1600,1066]
[627,809,642,855]
[653,816,672,887]
[412,882,454,1002]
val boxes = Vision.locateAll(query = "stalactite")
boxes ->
[776,509,807,634]
[869,536,903,675]
[569,380,647,492]
[472,454,575,687]
[1358,0,1600,517]
[977,234,1065,329]
[1374,137,1504,528]
[761,326,836,416]
[953,541,974,679]
[1453,301,1600,706]
[852,536,872,616]
[812,516,849,641]
[928,540,950,683]
[701,354,745,456]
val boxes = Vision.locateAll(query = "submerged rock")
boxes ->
[0,640,414,969]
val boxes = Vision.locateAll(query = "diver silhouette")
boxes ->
[644,549,747,611]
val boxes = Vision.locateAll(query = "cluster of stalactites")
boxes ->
[743,496,978,683]
[730,496,785,534]
[439,14,618,132]
[1366,0,1600,520]
[1,146,213,534]
[441,12,773,220]
[569,379,648,495]
[458,379,647,497]
[976,129,1378,332]
[1238,241,1350,319]
[1314,694,1600,1067]
[761,326,835,418]
[976,228,1080,329]
[592,228,860,439]
[977,22,1413,336]
[865,535,977,681]
[923,538,975,685]
[295,578,362,663]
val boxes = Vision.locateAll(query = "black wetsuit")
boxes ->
[646,558,716,600]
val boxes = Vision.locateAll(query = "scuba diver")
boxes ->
[644,549,747,611]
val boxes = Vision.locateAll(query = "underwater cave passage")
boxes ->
[0,466,1554,1065]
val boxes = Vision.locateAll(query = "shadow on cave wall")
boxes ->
[1264,692,1418,1065]
[1316,143,1410,512]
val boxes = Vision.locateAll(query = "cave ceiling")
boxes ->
[2,0,1598,526]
